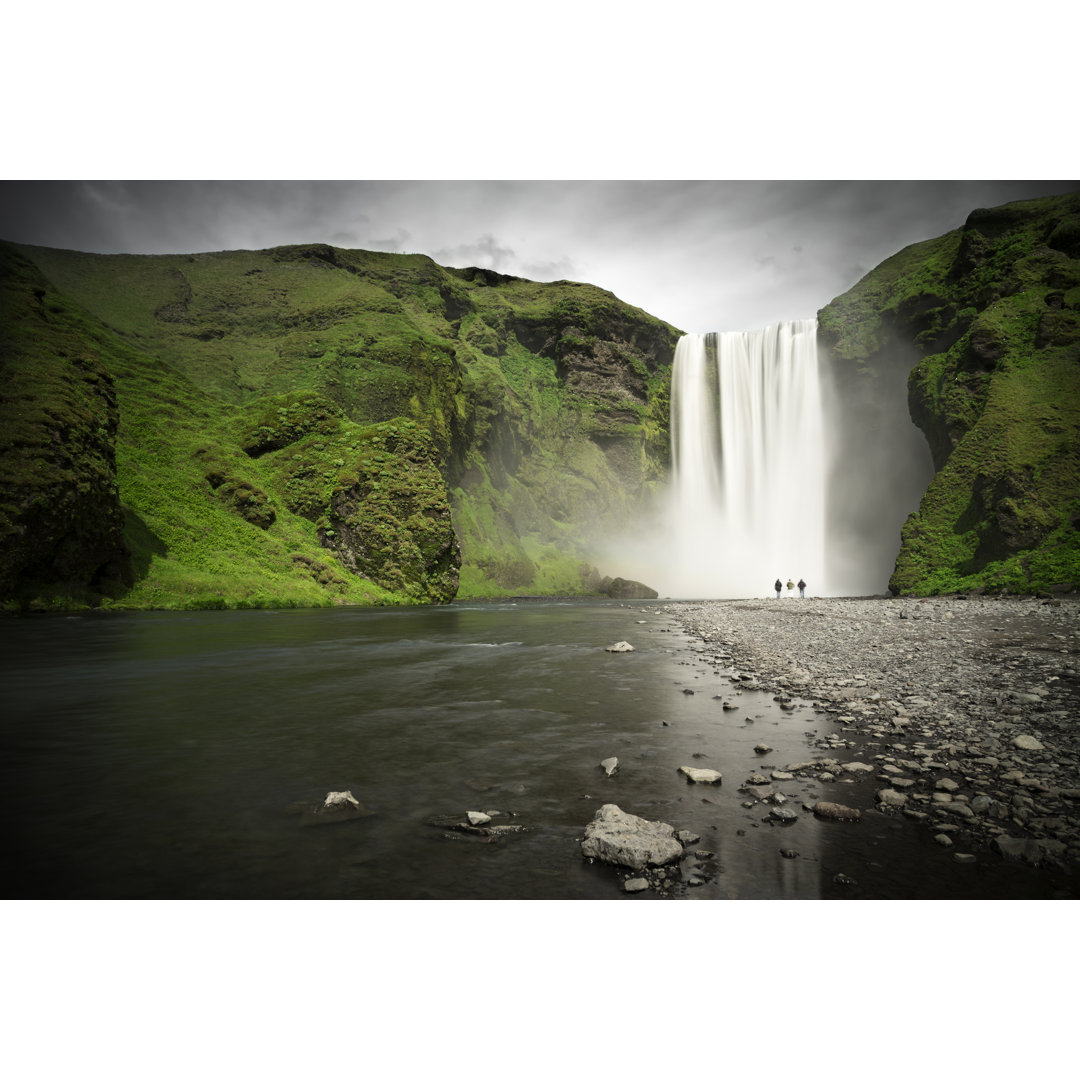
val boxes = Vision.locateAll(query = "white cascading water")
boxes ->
[667,319,826,598]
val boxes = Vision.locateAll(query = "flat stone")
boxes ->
[677,830,701,845]
[813,801,861,822]
[992,835,1044,864]
[876,788,909,807]
[580,804,683,870]
[953,853,977,864]
[1012,734,1045,751]
[605,641,635,653]
[770,771,795,781]
[842,761,875,773]
[934,833,954,847]
[623,877,650,893]
[679,766,723,784]
[745,773,771,785]
[769,807,798,823]
[467,811,492,826]
[935,778,960,792]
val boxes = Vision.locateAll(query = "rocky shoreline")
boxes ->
[659,594,1080,884]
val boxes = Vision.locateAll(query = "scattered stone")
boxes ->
[833,873,858,886]
[769,807,798,823]
[605,641,635,653]
[624,877,650,893]
[770,770,795,781]
[953,853,977,864]
[935,778,960,792]
[992,835,1045,864]
[934,833,954,847]
[600,756,619,777]
[813,801,861,822]
[324,790,360,809]
[754,744,773,754]
[677,830,702,845]
[842,761,875,773]
[876,788,909,808]
[745,773,770,785]
[1013,734,1045,751]
[467,811,492,826]
[580,804,683,870]
[679,766,723,784]
[779,849,800,859]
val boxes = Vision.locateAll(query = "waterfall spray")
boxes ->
[668,319,826,598]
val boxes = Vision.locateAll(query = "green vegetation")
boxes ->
[1,240,678,609]
[820,192,1080,595]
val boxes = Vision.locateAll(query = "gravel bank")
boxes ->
[664,594,1080,880]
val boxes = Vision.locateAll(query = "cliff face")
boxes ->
[819,192,1080,595]
[1,241,677,609]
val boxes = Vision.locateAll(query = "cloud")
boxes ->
[433,234,517,271]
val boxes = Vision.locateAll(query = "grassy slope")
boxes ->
[820,192,1080,595]
[9,242,678,606]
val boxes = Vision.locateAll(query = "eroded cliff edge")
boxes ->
[819,192,1080,595]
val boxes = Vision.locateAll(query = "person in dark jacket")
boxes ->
[774,578,782,599]
[798,578,806,598]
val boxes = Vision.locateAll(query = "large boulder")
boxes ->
[580,803,683,870]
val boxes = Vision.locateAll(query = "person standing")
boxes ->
[786,578,795,593]
[774,578,782,599]
[798,578,806,598]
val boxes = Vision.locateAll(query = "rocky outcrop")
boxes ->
[819,191,1080,596]
[0,247,131,607]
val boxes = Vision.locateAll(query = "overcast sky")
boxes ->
[3,180,1076,332]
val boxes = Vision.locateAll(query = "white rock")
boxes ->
[467,811,492,826]
[842,761,875,773]
[580,804,683,870]
[605,641,635,653]
[624,877,650,892]
[323,790,360,808]
[600,756,619,776]
[679,766,723,784]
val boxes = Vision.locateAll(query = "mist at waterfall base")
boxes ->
[603,320,934,599]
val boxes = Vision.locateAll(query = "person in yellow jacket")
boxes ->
[786,578,795,592]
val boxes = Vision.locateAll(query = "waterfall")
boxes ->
[668,319,826,598]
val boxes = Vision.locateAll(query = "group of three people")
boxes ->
[774,577,806,598]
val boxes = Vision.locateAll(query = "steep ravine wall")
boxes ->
[819,191,1080,595]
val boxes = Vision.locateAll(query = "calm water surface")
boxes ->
[2,600,1073,900]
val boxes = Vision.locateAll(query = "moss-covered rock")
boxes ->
[0,247,131,607]
[820,192,1080,596]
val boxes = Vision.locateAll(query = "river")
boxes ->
[1,600,1070,900]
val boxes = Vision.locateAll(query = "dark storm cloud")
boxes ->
[1,180,1077,332]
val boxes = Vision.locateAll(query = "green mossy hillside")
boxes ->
[0,246,457,611]
[819,192,1080,595]
[3,241,678,608]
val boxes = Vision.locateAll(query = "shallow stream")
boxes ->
[2,600,1071,899]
